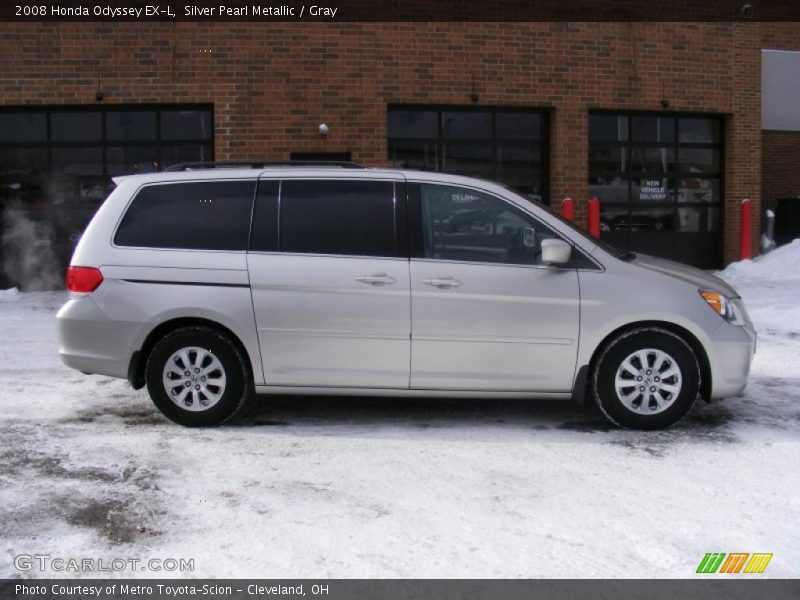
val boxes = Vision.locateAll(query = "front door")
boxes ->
[248,177,411,388]
[409,183,580,391]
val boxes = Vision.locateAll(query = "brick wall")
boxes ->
[0,21,785,263]
[763,131,800,207]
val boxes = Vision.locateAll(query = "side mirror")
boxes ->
[541,238,572,266]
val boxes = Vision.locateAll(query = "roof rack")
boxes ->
[164,161,366,172]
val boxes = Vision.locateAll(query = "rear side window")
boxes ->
[280,180,396,257]
[114,180,256,250]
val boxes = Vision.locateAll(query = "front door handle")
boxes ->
[356,273,396,286]
[422,277,463,289]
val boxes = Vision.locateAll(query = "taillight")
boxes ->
[66,266,104,293]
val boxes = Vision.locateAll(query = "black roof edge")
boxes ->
[164,161,366,172]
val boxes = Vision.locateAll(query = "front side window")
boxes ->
[419,184,559,266]
[280,180,396,257]
[114,180,255,250]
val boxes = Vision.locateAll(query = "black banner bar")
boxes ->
[3,0,800,22]
[2,580,800,600]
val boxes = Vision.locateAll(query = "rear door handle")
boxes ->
[422,277,463,289]
[356,273,396,286]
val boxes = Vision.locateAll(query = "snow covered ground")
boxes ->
[1,243,799,579]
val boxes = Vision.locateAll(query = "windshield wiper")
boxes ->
[621,251,637,261]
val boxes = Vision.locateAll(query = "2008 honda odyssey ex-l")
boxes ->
[56,163,756,429]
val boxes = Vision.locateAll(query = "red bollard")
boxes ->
[562,197,574,222]
[587,197,600,239]
[740,198,752,260]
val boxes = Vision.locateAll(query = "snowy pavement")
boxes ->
[1,243,799,579]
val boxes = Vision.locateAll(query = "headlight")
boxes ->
[699,290,745,326]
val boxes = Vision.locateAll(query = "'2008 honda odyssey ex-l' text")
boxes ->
[56,163,756,429]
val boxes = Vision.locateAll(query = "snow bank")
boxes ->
[0,287,20,301]
[717,239,800,283]
[716,239,800,339]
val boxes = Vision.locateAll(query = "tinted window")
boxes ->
[495,112,542,140]
[250,180,280,252]
[107,146,158,176]
[631,116,675,142]
[442,111,492,139]
[678,117,720,143]
[387,111,438,139]
[52,112,101,141]
[161,145,213,168]
[420,184,559,266]
[161,110,213,140]
[115,181,255,250]
[0,113,46,143]
[589,115,628,142]
[388,107,548,203]
[280,180,396,257]
[588,111,724,268]
[106,111,157,141]
[51,147,103,177]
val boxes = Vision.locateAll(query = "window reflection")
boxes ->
[676,178,719,203]
[388,107,547,202]
[678,206,720,232]
[631,116,675,142]
[442,145,493,175]
[589,115,629,142]
[590,145,627,174]
[678,148,720,173]
[0,113,46,143]
[387,111,437,139]
[632,147,674,174]
[388,140,437,170]
[590,176,628,204]
[107,111,157,141]
[588,111,723,267]
[599,204,629,233]
[161,110,213,140]
[52,112,101,142]
[107,147,158,176]
[679,118,720,143]
[442,112,492,139]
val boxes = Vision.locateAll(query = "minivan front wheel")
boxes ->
[593,328,700,430]
[145,326,252,426]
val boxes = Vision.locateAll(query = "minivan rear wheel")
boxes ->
[593,327,700,430]
[145,326,252,426]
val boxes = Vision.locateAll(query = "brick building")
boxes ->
[1,19,799,286]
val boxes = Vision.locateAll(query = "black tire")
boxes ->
[593,327,700,430]
[145,326,253,427]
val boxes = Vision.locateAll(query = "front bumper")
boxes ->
[707,319,757,399]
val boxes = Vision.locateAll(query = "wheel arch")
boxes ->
[128,317,254,390]
[581,320,712,403]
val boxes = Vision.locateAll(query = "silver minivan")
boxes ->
[56,163,756,429]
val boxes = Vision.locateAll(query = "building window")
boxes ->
[388,106,549,204]
[589,112,723,268]
[0,105,213,284]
